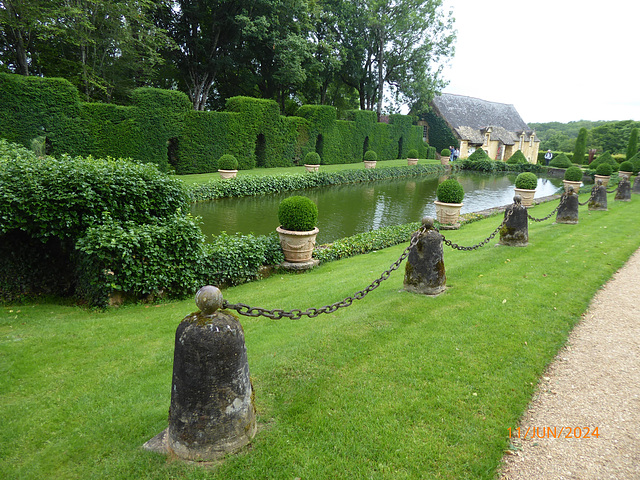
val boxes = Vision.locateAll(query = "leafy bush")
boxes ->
[217,154,238,170]
[506,150,528,165]
[467,149,488,161]
[563,166,583,181]
[436,179,464,203]
[590,152,619,172]
[278,196,318,231]
[441,148,451,158]
[595,163,612,176]
[407,149,419,159]
[549,153,572,168]
[515,172,537,190]
[619,161,633,172]
[304,152,321,164]
[364,150,378,162]
[628,152,640,173]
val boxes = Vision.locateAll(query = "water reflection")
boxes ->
[191,172,563,244]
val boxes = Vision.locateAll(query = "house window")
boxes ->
[422,125,428,143]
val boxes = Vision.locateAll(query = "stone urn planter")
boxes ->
[407,158,418,166]
[562,179,581,193]
[434,178,464,229]
[619,171,633,180]
[440,157,450,166]
[217,154,239,179]
[304,164,320,172]
[407,149,419,166]
[514,172,538,207]
[617,161,634,182]
[363,150,377,169]
[276,195,319,264]
[562,166,583,194]
[593,175,610,187]
[303,152,321,173]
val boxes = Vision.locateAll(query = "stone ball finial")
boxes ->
[568,185,575,194]
[195,285,224,315]
[513,194,522,205]
[421,216,435,229]
[596,179,602,186]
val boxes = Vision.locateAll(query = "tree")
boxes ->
[626,128,639,160]
[572,127,588,164]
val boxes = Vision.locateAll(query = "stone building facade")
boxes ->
[430,93,540,163]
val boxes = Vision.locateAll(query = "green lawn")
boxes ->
[1,193,638,479]
[175,158,442,185]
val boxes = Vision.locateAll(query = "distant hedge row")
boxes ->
[0,72,433,175]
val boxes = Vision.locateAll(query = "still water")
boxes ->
[191,172,564,244]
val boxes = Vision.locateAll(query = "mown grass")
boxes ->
[176,158,441,185]
[1,193,639,479]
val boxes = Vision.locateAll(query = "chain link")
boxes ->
[223,224,428,320]
[606,185,618,194]
[438,207,513,251]
[527,194,565,222]
[578,186,597,206]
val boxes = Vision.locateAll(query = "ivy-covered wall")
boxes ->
[0,72,432,174]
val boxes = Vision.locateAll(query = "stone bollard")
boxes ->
[143,285,257,462]
[615,175,632,201]
[498,195,528,246]
[556,186,579,224]
[404,217,446,295]
[589,180,608,211]
[632,175,640,195]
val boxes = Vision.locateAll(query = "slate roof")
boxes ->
[431,93,538,145]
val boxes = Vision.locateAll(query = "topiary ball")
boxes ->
[619,161,633,172]
[278,196,318,231]
[441,148,451,158]
[304,152,321,165]
[595,163,613,176]
[407,149,419,159]
[563,166,583,182]
[515,172,538,190]
[436,179,464,204]
[218,154,238,170]
[364,150,378,162]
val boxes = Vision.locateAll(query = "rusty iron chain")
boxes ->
[606,185,618,194]
[222,224,428,320]
[527,194,565,222]
[437,207,513,251]
[578,186,597,206]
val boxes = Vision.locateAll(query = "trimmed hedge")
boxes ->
[563,166,583,182]
[436,178,464,203]
[514,172,537,189]
[278,196,318,231]
[506,150,528,165]
[549,153,572,168]
[590,152,619,172]
[459,158,545,174]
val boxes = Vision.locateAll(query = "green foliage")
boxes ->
[407,149,419,159]
[436,178,464,203]
[304,151,321,164]
[189,164,445,201]
[628,153,640,173]
[619,161,633,172]
[364,150,378,162]
[441,148,451,157]
[572,127,588,165]
[278,196,318,231]
[506,150,528,165]
[515,172,537,190]
[549,153,572,168]
[217,154,238,170]
[595,163,613,176]
[563,166,583,182]
[423,111,458,153]
[468,148,489,161]
[590,151,619,172]
[627,128,639,161]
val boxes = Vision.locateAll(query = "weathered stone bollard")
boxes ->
[143,285,257,461]
[498,195,528,246]
[556,186,579,224]
[632,175,640,195]
[615,175,632,201]
[404,217,446,295]
[589,180,608,211]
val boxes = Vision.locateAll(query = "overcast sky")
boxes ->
[439,0,639,124]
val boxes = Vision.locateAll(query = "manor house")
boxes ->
[430,93,540,163]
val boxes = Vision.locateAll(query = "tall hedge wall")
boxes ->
[0,72,433,174]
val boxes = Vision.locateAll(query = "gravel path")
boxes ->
[499,248,640,479]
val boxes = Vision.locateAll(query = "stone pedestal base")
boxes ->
[615,178,631,201]
[279,259,319,271]
[499,200,528,247]
[404,219,446,296]
[589,184,608,211]
[556,192,579,224]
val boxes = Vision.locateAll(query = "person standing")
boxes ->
[544,150,553,166]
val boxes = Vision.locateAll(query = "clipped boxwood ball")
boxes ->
[619,161,633,172]
[364,150,377,162]
[515,172,538,190]
[563,166,583,182]
[407,149,419,159]
[278,196,318,231]
[436,179,464,204]
[218,154,238,170]
[304,152,321,165]
[595,163,612,176]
